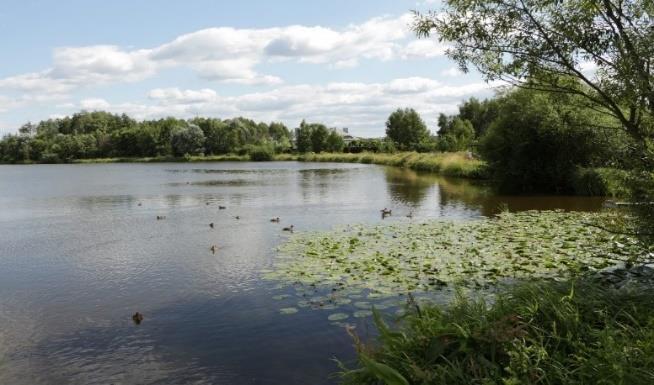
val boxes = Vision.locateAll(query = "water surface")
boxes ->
[0,162,604,384]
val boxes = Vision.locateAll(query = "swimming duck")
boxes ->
[156,215,166,220]
[380,208,392,216]
[218,205,227,210]
[270,217,280,223]
[209,222,214,228]
[210,245,218,253]
[132,312,144,325]
[234,216,240,220]
[406,211,413,218]
[282,225,294,232]
[137,202,142,206]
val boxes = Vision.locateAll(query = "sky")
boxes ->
[0,0,499,137]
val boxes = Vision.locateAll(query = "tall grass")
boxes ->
[289,152,488,179]
[341,278,654,385]
[71,151,487,179]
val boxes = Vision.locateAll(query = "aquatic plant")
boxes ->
[264,211,649,320]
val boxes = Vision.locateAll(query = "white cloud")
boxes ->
[148,88,217,104]
[79,98,111,110]
[62,77,498,137]
[386,77,441,93]
[0,13,446,102]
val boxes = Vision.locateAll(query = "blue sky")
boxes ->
[0,0,497,137]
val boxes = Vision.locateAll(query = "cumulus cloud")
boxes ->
[0,13,445,100]
[65,77,498,136]
[79,98,111,110]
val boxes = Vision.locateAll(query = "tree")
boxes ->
[479,88,624,193]
[171,124,205,156]
[325,131,345,152]
[385,108,430,150]
[310,124,329,153]
[295,120,313,153]
[414,0,654,235]
[438,117,475,152]
[414,1,653,144]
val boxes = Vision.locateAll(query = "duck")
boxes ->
[380,208,392,216]
[406,211,413,218]
[132,312,144,325]
[137,202,142,207]
[282,225,295,232]
[210,245,218,253]
[270,217,280,223]
[156,215,166,220]
[209,222,214,228]
[234,216,240,220]
[218,205,227,210]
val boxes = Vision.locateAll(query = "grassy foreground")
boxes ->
[341,278,654,385]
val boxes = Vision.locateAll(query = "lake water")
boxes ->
[0,162,605,384]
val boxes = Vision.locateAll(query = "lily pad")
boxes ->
[328,313,350,321]
[279,307,298,315]
[353,310,373,318]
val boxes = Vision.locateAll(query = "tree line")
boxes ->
[1,85,635,196]
[0,112,298,163]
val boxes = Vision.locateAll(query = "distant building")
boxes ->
[329,127,359,144]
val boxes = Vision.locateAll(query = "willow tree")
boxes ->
[414,0,653,144]
[414,0,654,234]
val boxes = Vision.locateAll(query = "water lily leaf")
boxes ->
[328,313,349,321]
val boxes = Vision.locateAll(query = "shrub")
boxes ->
[248,145,274,161]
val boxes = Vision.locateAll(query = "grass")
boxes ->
[291,152,488,179]
[70,151,488,179]
[340,277,654,385]
[72,154,250,163]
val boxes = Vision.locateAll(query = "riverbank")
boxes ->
[340,275,654,385]
[17,152,630,193]
[69,151,488,179]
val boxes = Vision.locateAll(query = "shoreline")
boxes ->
[3,151,489,180]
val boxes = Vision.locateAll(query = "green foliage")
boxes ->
[437,117,475,152]
[572,167,631,197]
[479,88,626,193]
[341,278,654,385]
[265,210,647,304]
[0,111,293,163]
[325,131,346,152]
[294,120,345,153]
[247,144,275,161]
[295,151,486,179]
[385,108,430,150]
[171,124,205,156]
[345,138,396,154]
[310,124,329,153]
[415,0,654,236]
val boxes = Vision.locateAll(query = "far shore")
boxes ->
[4,151,488,180]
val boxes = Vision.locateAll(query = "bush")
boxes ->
[248,145,274,161]
[479,88,625,193]
[572,167,631,197]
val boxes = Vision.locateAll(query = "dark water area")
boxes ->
[0,162,605,384]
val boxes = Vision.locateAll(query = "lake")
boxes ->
[0,162,605,385]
